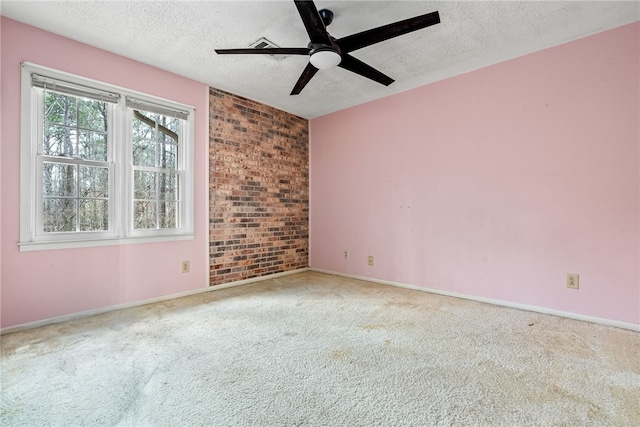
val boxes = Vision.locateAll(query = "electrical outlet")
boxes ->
[343,250,349,259]
[566,273,579,289]
[368,256,374,267]
[182,261,190,273]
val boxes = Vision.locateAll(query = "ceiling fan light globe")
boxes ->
[310,50,341,70]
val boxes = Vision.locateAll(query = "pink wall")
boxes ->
[1,18,210,328]
[310,23,640,325]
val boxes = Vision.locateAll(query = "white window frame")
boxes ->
[19,62,195,251]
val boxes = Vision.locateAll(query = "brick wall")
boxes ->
[209,88,309,285]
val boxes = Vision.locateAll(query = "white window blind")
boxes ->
[126,96,189,120]
[31,73,120,104]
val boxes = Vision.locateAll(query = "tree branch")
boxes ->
[133,110,179,142]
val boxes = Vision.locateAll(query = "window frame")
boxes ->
[34,87,116,240]
[19,62,195,251]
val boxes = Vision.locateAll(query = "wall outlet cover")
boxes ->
[566,273,579,289]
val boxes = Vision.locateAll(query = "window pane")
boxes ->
[134,201,157,229]
[158,173,178,200]
[45,92,77,126]
[132,110,179,165]
[159,201,178,229]
[132,112,157,165]
[159,143,177,169]
[78,98,107,131]
[80,166,109,198]
[43,163,77,197]
[44,93,108,160]
[157,116,179,144]
[79,199,108,231]
[134,170,156,199]
[78,130,107,161]
[132,138,156,167]
[133,111,158,138]
[44,125,77,157]
[43,198,76,232]
[160,115,179,134]
[137,111,179,135]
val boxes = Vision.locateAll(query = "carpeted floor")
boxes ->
[1,271,639,426]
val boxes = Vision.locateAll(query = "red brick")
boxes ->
[209,88,308,286]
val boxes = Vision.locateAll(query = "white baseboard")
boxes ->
[1,268,309,335]
[310,268,640,333]
[4,267,637,335]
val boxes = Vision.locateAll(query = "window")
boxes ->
[20,63,194,251]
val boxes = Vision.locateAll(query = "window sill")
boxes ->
[18,233,195,252]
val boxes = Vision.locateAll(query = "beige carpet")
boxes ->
[1,271,639,426]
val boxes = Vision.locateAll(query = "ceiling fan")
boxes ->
[215,1,440,95]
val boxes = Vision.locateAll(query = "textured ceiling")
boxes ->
[2,1,638,118]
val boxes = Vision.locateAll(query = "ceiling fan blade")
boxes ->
[294,0,332,46]
[215,47,310,55]
[338,54,394,86]
[290,62,319,95]
[337,10,440,53]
